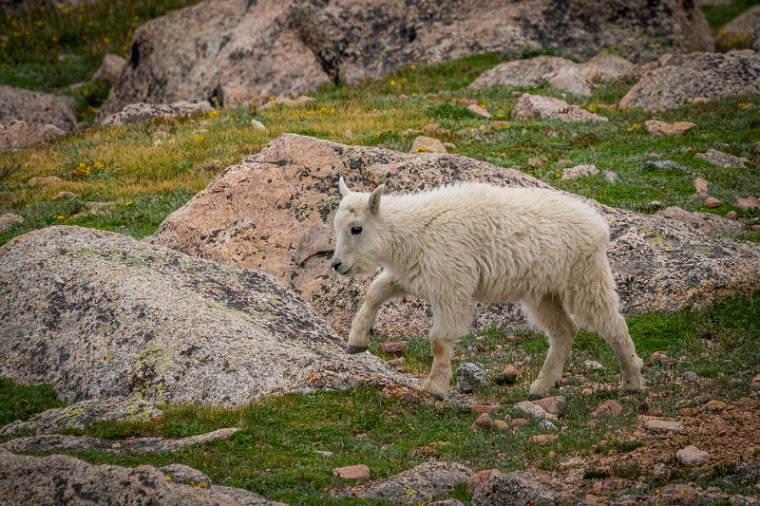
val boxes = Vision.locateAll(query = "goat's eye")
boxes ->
[351,226,362,235]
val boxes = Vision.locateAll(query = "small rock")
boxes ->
[333,464,370,481]
[529,434,558,443]
[259,95,314,110]
[726,211,738,220]
[514,401,556,421]
[0,213,24,233]
[53,191,78,200]
[694,177,709,195]
[27,176,63,186]
[677,445,710,466]
[740,396,759,409]
[387,357,405,370]
[493,419,509,430]
[584,360,604,371]
[704,197,722,208]
[645,119,696,136]
[650,351,675,366]
[467,104,492,119]
[696,149,748,168]
[250,119,266,130]
[704,399,727,412]
[527,158,545,168]
[314,450,334,458]
[472,403,500,414]
[682,371,699,382]
[591,399,623,418]
[561,164,599,180]
[428,500,465,506]
[411,135,447,153]
[495,365,518,385]
[512,93,607,122]
[442,142,456,150]
[467,469,503,495]
[471,412,493,431]
[603,171,620,184]
[531,396,565,417]
[92,54,127,85]
[159,463,212,487]
[645,419,683,433]
[539,419,557,431]
[737,196,760,209]
[456,363,489,393]
[381,341,407,354]
[644,160,687,172]
[422,123,440,133]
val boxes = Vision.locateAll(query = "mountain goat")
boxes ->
[331,178,644,399]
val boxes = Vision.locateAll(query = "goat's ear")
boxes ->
[368,184,384,214]
[338,176,351,197]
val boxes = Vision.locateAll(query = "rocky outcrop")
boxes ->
[0,449,287,506]
[469,54,636,96]
[0,226,415,413]
[0,84,77,132]
[620,50,760,111]
[717,5,760,49]
[512,93,608,122]
[97,101,212,127]
[152,134,760,339]
[100,0,712,116]
[0,119,66,151]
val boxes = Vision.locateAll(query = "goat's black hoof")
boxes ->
[528,393,544,401]
[346,345,368,354]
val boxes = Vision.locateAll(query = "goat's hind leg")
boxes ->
[347,271,405,353]
[523,293,578,400]
[422,302,472,399]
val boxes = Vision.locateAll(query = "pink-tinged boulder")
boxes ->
[100,0,713,116]
[151,134,760,339]
[655,206,744,236]
[0,85,77,132]
[0,120,65,151]
[591,399,623,418]
[512,94,608,122]
[333,464,370,481]
[645,119,696,136]
[620,50,760,111]
[531,396,565,417]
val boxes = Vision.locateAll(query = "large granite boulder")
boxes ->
[100,0,712,116]
[620,50,760,111]
[151,134,760,339]
[0,449,287,506]
[0,226,414,411]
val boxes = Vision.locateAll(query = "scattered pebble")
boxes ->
[495,364,519,385]
[27,176,63,186]
[472,403,501,414]
[645,119,696,136]
[467,103,492,119]
[677,445,710,466]
[314,450,334,458]
[531,396,565,417]
[650,351,675,366]
[694,177,708,195]
[603,171,620,184]
[528,158,545,168]
[736,196,760,209]
[584,360,604,371]
[456,363,489,393]
[726,211,738,220]
[645,419,683,434]
[591,399,622,419]
[514,401,557,420]
[387,357,405,370]
[561,164,599,180]
[682,371,699,382]
[704,197,722,208]
[511,418,529,427]
[471,412,493,431]
[467,469,503,495]
[0,213,24,233]
[539,419,558,431]
[493,419,509,430]
[411,135,447,153]
[696,149,748,168]
[530,434,558,443]
[333,464,370,481]
[704,399,727,412]
[381,341,407,354]
[250,119,266,130]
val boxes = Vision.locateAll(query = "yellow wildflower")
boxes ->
[125,200,134,207]
[390,79,397,86]
[193,134,205,142]
[209,110,219,118]
[55,215,65,221]
[416,146,426,152]
[409,64,416,71]
[93,161,104,169]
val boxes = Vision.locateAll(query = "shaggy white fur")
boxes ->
[331,178,644,399]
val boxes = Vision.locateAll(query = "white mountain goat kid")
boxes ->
[331,178,644,399]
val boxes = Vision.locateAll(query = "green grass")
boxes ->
[0,377,65,428]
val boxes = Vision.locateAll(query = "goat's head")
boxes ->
[331,177,385,276]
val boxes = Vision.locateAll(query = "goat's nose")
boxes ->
[331,260,342,272]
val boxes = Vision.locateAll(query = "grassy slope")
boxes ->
[0,1,759,505]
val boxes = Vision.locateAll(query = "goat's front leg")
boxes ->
[347,271,405,353]
[422,302,472,398]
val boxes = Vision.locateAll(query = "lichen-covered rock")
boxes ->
[152,134,760,340]
[0,226,416,412]
[512,94,608,122]
[92,54,127,85]
[0,85,77,132]
[0,449,287,506]
[353,462,472,504]
[717,5,760,49]
[471,470,575,505]
[100,0,712,116]
[620,50,760,111]
[0,120,65,151]
[97,101,212,127]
